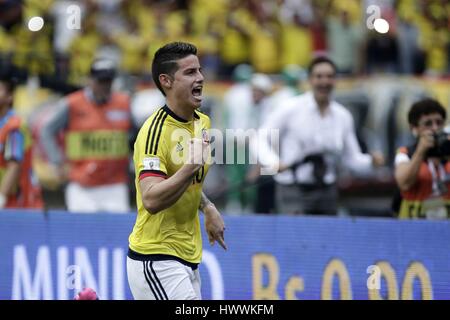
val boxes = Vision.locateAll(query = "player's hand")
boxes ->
[278,162,291,172]
[370,151,385,167]
[203,204,227,250]
[416,130,435,157]
[259,162,289,176]
[188,138,210,171]
[48,163,68,184]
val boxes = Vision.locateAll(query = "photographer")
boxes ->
[395,98,450,219]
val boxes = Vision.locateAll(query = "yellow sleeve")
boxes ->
[134,109,169,179]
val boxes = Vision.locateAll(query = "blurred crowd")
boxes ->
[0,0,449,88]
[0,0,449,217]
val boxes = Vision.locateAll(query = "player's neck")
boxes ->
[315,99,330,116]
[166,101,195,122]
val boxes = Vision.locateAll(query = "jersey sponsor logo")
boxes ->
[143,157,160,171]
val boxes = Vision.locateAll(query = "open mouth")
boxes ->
[192,86,203,100]
[318,86,332,94]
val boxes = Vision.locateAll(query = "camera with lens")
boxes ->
[427,131,450,157]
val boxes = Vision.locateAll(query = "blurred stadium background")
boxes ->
[0,0,449,300]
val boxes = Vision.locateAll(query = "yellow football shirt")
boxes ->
[129,105,211,264]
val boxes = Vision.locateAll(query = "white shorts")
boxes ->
[65,182,130,213]
[127,257,202,300]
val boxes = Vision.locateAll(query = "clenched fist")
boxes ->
[187,138,210,170]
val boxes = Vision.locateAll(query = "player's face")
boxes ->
[90,78,113,104]
[416,113,445,134]
[309,62,336,104]
[171,55,204,109]
[252,87,266,104]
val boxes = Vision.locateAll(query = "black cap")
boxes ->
[90,59,117,80]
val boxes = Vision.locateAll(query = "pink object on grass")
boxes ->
[74,287,99,300]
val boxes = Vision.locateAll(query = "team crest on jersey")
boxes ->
[143,157,160,170]
[202,128,209,143]
[176,141,183,153]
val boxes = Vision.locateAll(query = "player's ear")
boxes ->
[159,74,172,90]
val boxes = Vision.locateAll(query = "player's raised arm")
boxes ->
[139,138,208,214]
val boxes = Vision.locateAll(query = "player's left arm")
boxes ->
[200,192,227,250]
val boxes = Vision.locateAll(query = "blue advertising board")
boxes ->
[0,210,449,300]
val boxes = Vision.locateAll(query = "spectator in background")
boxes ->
[50,0,84,82]
[0,0,19,67]
[130,73,165,129]
[67,12,101,85]
[327,6,363,75]
[224,70,274,214]
[223,64,254,133]
[396,4,423,74]
[51,0,83,55]
[255,56,384,215]
[222,64,253,214]
[0,73,43,209]
[40,59,132,213]
[113,18,149,77]
[278,0,314,27]
[248,73,275,126]
[419,14,449,76]
[269,65,305,109]
[0,0,22,31]
[364,1,399,74]
[0,25,13,69]
[246,73,276,214]
[309,1,330,56]
[278,0,314,69]
[218,0,253,78]
[394,98,450,219]
[247,1,280,74]
[11,0,55,77]
[365,30,399,74]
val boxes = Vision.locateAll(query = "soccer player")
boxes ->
[127,42,226,300]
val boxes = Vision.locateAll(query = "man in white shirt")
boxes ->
[255,56,384,215]
[224,72,275,214]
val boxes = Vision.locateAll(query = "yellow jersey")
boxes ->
[129,105,211,265]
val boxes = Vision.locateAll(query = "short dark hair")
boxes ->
[151,42,198,96]
[308,56,337,76]
[408,98,447,126]
[0,73,18,94]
